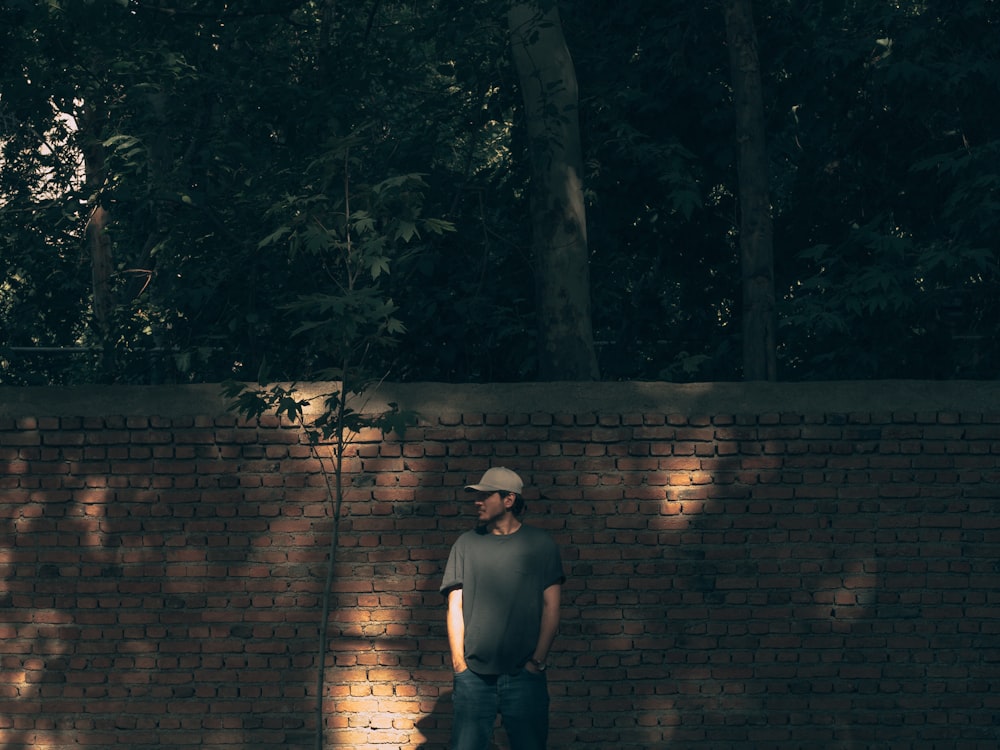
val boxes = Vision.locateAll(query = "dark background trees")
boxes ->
[2,0,997,385]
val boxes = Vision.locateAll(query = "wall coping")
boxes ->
[1,380,998,418]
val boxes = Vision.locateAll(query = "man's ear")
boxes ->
[502,492,515,510]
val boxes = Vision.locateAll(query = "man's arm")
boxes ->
[446,587,467,674]
[529,583,561,668]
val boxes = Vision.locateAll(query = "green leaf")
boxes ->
[258,226,292,249]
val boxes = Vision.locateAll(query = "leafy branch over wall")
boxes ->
[223,132,441,749]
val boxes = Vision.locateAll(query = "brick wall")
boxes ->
[1,381,998,749]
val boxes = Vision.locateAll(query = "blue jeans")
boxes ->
[451,668,549,750]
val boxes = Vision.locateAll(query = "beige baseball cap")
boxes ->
[464,467,524,495]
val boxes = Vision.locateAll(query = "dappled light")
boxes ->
[2,1,999,747]
[2,380,999,747]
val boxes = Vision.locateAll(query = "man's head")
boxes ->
[465,467,526,516]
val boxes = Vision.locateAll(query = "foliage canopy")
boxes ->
[2,0,998,384]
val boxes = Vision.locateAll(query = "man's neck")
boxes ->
[488,513,522,536]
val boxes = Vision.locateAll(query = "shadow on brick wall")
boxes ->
[3,388,1000,749]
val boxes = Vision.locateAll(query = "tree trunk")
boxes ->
[723,0,776,381]
[508,0,599,381]
[80,103,115,381]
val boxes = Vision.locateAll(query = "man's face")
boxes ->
[473,490,509,524]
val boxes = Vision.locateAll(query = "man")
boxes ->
[440,467,565,750]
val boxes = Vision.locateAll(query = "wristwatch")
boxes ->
[530,658,547,672]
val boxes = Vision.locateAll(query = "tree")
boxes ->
[776,0,1000,378]
[225,132,441,749]
[722,0,776,381]
[3,0,999,384]
[508,0,599,380]
[80,102,116,380]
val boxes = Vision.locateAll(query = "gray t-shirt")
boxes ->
[440,524,564,675]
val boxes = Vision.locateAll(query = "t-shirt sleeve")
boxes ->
[542,535,565,588]
[440,537,464,595]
